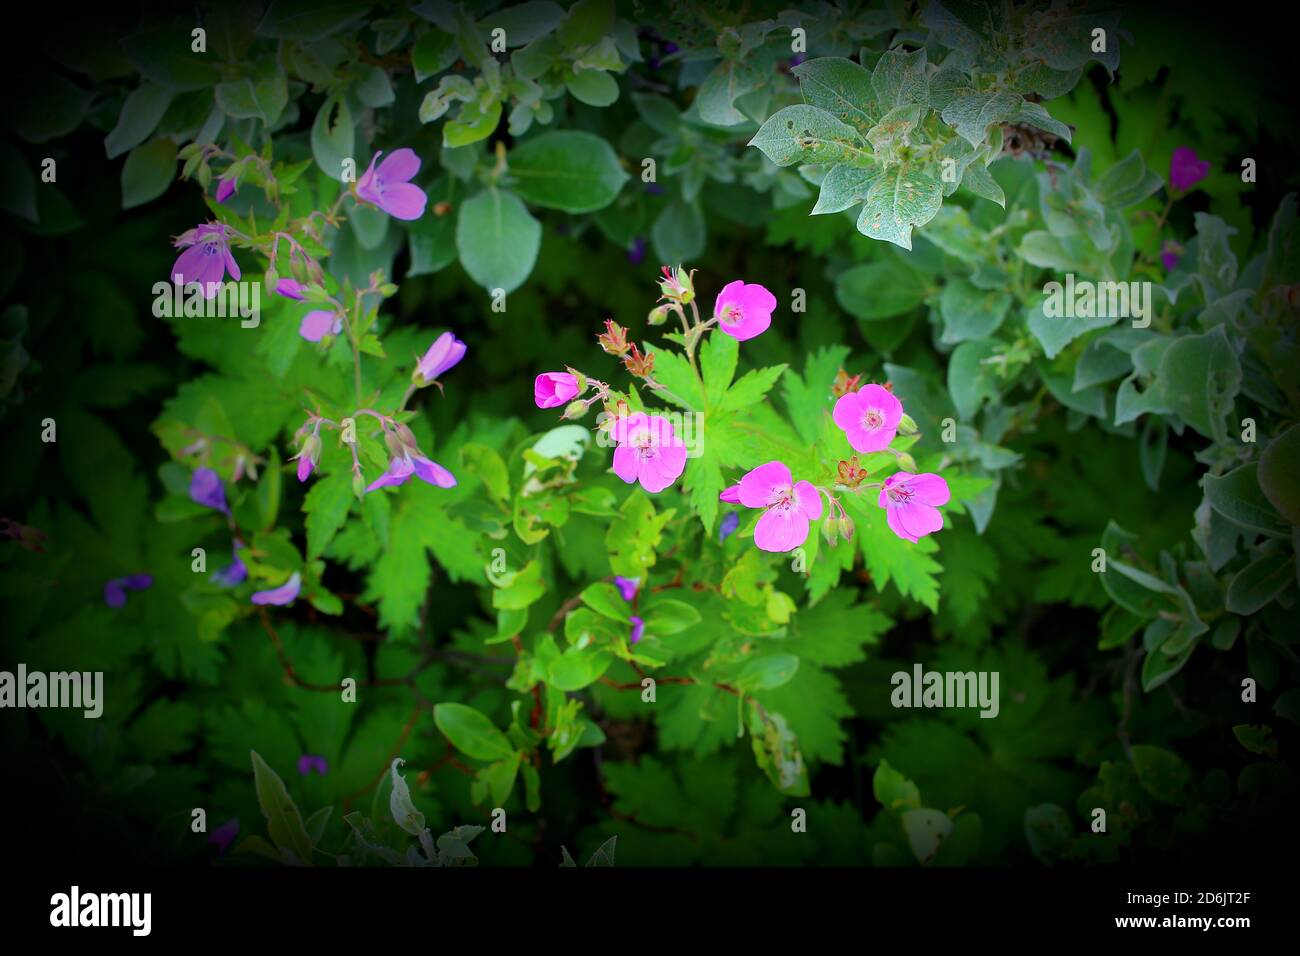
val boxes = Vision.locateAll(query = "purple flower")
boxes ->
[190,468,229,514]
[1160,239,1183,272]
[251,571,301,606]
[416,331,467,383]
[212,543,247,588]
[366,449,457,493]
[300,310,343,342]
[103,573,152,608]
[644,182,665,196]
[789,53,807,67]
[628,237,646,265]
[614,576,640,601]
[356,148,428,221]
[215,176,237,204]
[1170,146,1211,192]
[170,223,240,300]
[209,818,239,855]
[297,754,329,775]
[629,615,645,645]
[275,278,306,300]
[719,511,740,542]
[719,484,741,503]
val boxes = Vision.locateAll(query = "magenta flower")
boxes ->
[736,460,823,552]
[366,449,457,493]
[190,467,229,514]
[714,280,776,341]
[251,571,301,606]
[209,818,239,855]
[719,483,741,503]
[878,472,950,543]
[103,573,152,608]
[611,412,687,493]
[416,332,467,383]
[614,576,640,601]
[1169,146,1211,192]
[629,615,645,644]
[297,754,329,775]
[300,310,343,342]
[171,223,240,299]
[215,176,236,203]
[833,384,903,454]
[292,434,321,483]
[535,372,580,409]
[275,278,306,300]
[356,148,428,221]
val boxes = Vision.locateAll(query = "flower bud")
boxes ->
[821,515,839,548]
[562,400,589,420]
[351,472,367,499]
[648,304,670,326]
[384,430,407,459]
[838,514,855,540]
[895,452,917,473]
[898,413,919,435]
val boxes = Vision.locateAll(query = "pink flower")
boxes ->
[714,280,776,341]
[251,571,301,606]
[719,483,741,503]
[629,615,645,644]
[736,460,823,552]
[300,310,343,342]
[833,384,903,453]
[171,223,240,299]
[366,448,457,493]
[1169,146,1211,192]
[215,176,237,203]
[356,148,428,221]
[535,372,580,408]
[292,434,320,482]
[276,278,306,300]
[416,332,467,383]
[611,412,687,493]
[878,472,950,543]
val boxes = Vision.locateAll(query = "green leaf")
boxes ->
[696,60,763,126]
[256,0,370,41]
[856,164,943,250]
[736,654,799,692]
[792,57,877,134]
[304,469,353,558]
[491,559,547,610]
[749,105,868,167]
[947,340,998,420]
[455,187,542,293]
[1225,552,1295,615]
[835,258,927,320]
[311,96,354,181]
[643,598,702,636]
[558,0,614,48]
[812,164,881,215]
[699,331,738,406]
[565,68,619,106]
[508,131,628,213]
[873,759,922,815]
[120,139,175,210]
[444,99,504,148]
[1204,463,1287,534]
[650,201,704,264]
[1158,327,1241,441]
[216,59,289,126]
[580,581,631,621]
[1258,423,1300,525]
[720,365,787,413]
[902,808,953,864]
[871,48,929,110]
[250,750,314,865]
[939,277,1011,343]
[105,84,174,160]
[434,703,516,761]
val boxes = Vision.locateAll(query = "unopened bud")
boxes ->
[821,515,839,547]
[895,453,917,473]
[562,400,588,420]
[384,430,407,458]
[351,472,367,498]
[898,413,919,435]
[394,423,418,450]
[837,515,855,540]
[648,304,670,326]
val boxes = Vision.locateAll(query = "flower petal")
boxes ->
[737,460,791,508]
